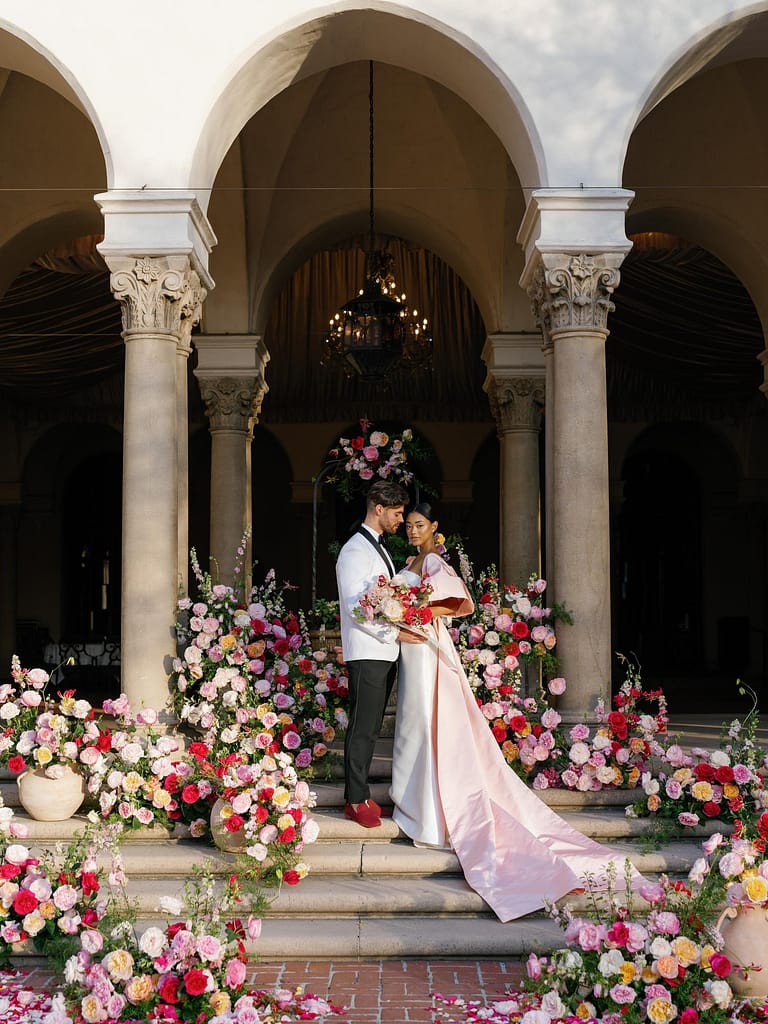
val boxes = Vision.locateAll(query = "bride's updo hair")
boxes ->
[411,501,436,521]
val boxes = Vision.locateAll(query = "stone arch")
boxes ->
[0,20,111,181]
[190,4,543,201]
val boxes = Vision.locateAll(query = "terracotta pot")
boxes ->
[210,796,246,853]
[717,904,768,997]
[17,764,86,821]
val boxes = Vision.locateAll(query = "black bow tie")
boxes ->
[377,533,387,547]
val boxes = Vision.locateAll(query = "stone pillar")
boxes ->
[482,333,545,589]
[542,336,555,586]
[527,252,623,717]
[194,336,270,589]
[105,257,204,712]
[0,501,19,676]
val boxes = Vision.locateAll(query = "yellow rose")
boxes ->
[723,782,740,800]
[272,787,291,807]
[627,767,640,786]
[691,780,713,802]
[153,788,172,809]
[122,771,144,794]
[671,936,700,966]
[743,876,768,903]
[277,713,292,725]
[220,635,237,653]
[34,746,53,766]
[39,899,56,920]
[642,965,659,984]
[210,991,232,1014]
[518,722,532,738]
[700,944,716,969]
[655,955,680,979]
[81,994,107,1023]
[322,726,336,742]
[125,974,155,1005]
[502,741,519,763]
[629,737,646,753]
[647,794,661,812]
[619,961,637,984]
[104,948,134,981]
[219,802,234,820]
[47,715,64,731]
[575,1003,597,1020]
[277,813,295,831]
[647,997,678,1024]
[294,861,309,879]
[23,909,46,936]
[673,768,693,784]
[256,703,271,721]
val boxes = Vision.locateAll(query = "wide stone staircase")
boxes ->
[2,723,731,961]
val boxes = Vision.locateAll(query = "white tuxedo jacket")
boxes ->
[336,528,399,662]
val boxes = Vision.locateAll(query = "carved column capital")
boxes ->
[487,375,545,434]
[528,253,623,337]
[198,375,268,434]
[177,270,207,355]
[107,256,199,336]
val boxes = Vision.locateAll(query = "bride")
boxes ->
[389,502,641,922]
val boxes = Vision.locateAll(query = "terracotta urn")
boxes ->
[210,796,246,853]
[17,764,86,821]
[717,904,768,997]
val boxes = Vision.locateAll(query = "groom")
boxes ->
[336,479,424,828]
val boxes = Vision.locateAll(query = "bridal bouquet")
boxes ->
[353,573,434,632]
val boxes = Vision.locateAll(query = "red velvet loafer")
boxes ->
[365,798,392,818]
[344,802,381,828]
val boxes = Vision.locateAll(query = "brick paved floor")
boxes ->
[10,959,526,1023]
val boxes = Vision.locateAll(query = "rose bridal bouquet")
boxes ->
[353,573,434,633]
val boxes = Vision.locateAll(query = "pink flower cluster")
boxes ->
[326,419,417,496]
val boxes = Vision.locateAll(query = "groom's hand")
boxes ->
[398,629,427,644]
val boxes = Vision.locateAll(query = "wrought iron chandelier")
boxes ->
[322,62,433,384]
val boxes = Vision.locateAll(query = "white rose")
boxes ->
[139,926,168,957]
[709,750,731,767]
[220,726,240,743]
[569,742,590,765]
[121,743,144,765]
[649,937,672,958]
[642,774,660,795]
[4,844,30,864]
[484,631,500,646]
[0,704,20,720]
[380,598,404,622]
[592,733,611,750]
[513,597,532,616]
[540,991,566,1018]
[72,700,91,719]
[598,948,623,976]
[706,979,732,1009]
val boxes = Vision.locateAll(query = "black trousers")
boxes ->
[343,657,398,803]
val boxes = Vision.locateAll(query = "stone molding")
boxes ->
[198,375,268,433]
[108,257,201,336]
[486,375,545,434]
[528,252,623,340]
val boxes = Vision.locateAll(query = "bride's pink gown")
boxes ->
[390,553,640,922]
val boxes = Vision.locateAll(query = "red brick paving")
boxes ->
[12,959,526,1023]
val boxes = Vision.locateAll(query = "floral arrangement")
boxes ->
[82,696,214,835]
[431,858,768,1024]
[305,597,341,632]
[324,418,428,500]
[49,869,343,1024]
[690,821,768,913]
[0,823,116,969]
[630,684,768,834]
[0,658,107,779]
[353,572,434,632]
[170,556,348,772]
[210,749,317,885]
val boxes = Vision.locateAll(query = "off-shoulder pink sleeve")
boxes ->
[422,553,474,618]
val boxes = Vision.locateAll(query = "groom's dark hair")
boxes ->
[366,480,409,509]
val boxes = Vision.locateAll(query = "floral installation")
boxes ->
[430,858,768,1024]
[47,867,343,1024]
[0,657,108,779]
[629,683,768,837]
[170,552,348,772]
[0,821,119,969]
[324,418,430,500]
[353,572,434,633]
[209,749,317,885]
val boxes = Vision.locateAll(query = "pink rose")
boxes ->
[362,446,379,462]
[468,625,485,646]
[577,922,606,951]
[548,677,566,696]
[226,958,248,988]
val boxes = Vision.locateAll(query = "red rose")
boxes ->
[261,787,274,801]
[479,593,492,605]
[224,814,245,833]
[188,742,209,760]
[158,974,181,1004]
[757,812,768,838]
[96,732,112,751]
[273,639,290,656]
[511,621,529,639]
[693,763,716,781]
[181,784,200,804]
[81,908,99,925]
[680,1010,699,1024]
[285,615,300,635]
[13,890,39,915]
[492,725,507,743]
[714,765,734,784]
[709,953,731,978]
[351,436,364,450]
[167,922,185,939]
[289,807,304,824]
[0,863,21,880]
[164,773,181,794]
[702,801,721,818]
[278,826,296,844]
[183,969,209,996]
[283,870,300,885]
[254,805,268,824]
[7,755,26,775]
[499,685,514,696]
[607,711,628,740]
[80,871,99,895]
[297,659,313,674]
[509,715,527,733]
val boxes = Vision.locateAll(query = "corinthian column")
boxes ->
[528,252,623,717]
[106,256,198,712]
[176,280,206,591]
[194,336,270,588]
[483,334,545,587]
